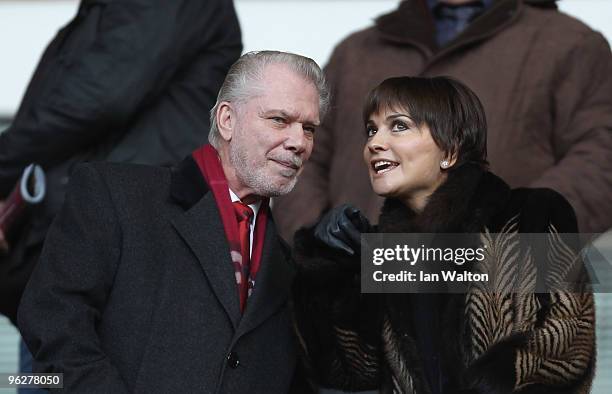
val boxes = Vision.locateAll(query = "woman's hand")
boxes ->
[314,204,371,255]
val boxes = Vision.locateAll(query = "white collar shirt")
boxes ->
[229,189,261,258]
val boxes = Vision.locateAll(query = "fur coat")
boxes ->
[292,164,595,394]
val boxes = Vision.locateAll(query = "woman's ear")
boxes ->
[440,151,458,170]
[216,101,235,142]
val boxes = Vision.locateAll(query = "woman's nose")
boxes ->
[367,132,388,153]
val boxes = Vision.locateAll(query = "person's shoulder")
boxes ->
[340,25,380,47]
[77,162,170,186]
[514,187,573,210]
[522,3,607,43]
[509,187,578,232]
[324,25,385,83]
[328,25,381,62]
[70,162,173,207]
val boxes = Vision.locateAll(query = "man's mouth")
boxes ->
[270,158,301,176]
[371,159,399,174]
[272,159,299,170]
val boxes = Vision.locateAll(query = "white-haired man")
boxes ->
[18,51,328,394]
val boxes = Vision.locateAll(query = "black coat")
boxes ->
[292,164,595,394]
[0,0,242,324]
[18,157,298,393]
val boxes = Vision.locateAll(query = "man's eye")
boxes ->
[304,126,316,134]
[392,121,408,131]
[271,117,286,124]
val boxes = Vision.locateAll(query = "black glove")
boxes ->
[314,204,371,256]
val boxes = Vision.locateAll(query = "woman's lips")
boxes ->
[371,159,399,174]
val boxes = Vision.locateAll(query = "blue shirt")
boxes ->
[427,0,494,47]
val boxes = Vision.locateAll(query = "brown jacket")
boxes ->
[274,0,612,237]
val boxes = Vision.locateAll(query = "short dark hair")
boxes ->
[363,76,488,169]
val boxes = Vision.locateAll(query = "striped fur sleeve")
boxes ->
[513,225,595,392]
[463,222,595,394]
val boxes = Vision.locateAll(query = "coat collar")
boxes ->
[375,0,437,54]
[375,0,523,57]
[378,163,511,233]
[169,155,294,333]
[169,155,210,210]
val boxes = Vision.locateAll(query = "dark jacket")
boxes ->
[0,0,241,324]
[292,164,595,394]
[18,157,298,393]
[274,0,612,237]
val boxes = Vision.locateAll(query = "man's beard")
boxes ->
[229,140,299,197]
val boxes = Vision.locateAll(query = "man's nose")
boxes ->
[283,123,308,154]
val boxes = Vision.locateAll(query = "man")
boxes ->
[18,51,328,393]
[274,0,612,239]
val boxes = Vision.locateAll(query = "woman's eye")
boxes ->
[366,126,377,137]
[392,121,408,131]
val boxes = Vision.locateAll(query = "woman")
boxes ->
[292,77,595,394]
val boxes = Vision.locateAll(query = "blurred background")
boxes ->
[0,1,610,393]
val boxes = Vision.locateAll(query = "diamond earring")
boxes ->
[440,160,450,169]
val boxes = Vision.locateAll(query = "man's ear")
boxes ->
[216,101,235,142]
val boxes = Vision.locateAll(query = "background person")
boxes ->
[0,1,241,387]
[0,0,242,325]
[274,0,612,240]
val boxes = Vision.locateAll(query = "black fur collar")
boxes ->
[378,163,511,233]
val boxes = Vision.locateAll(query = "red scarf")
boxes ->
[192,144,268,309]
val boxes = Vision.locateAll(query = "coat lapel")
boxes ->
[167,156,295,334]
[237,218,295,337]
[169,157,242,329]
[171,194,242,329]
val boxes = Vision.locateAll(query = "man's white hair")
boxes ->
[208,51,330,148]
